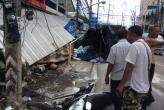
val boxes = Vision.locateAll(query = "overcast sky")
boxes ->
[91,0,141,27]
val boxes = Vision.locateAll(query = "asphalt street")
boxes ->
[147,55,164,110]
[95,55,164,110]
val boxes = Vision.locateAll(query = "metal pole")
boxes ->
[107,0,110,24]
[57,0,59,12]
[89,0,92,28]
[76,0,80,29]
[134,11,136,25]
[157,0,161,27]
[65,0,68,15]
[143,15,146,32]
[97,0,99,23]
[3,0,22,109]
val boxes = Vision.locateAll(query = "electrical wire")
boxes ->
[31,10,38,33]
[42,11,58,48]
[37,0,58,48]
[21,18,29,47]
[20,8,29,47]
[100,29,108,45]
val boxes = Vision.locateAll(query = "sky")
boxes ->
[91,0,141,27]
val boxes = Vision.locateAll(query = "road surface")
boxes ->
[95,55,164,110]
[147,55,164,110]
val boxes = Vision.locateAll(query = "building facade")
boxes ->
[140,0,164,32]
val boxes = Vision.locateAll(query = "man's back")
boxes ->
[107,39,130,80]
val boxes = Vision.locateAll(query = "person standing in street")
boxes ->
[116,25,152,110]
[105,27,131,110]
[142,25,164,108]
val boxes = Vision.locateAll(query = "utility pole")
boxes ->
[107,0,110,24]
[121,12,125,26]
[131,10,136,25]
[157,0,160,26]
[57,0,59,12]
[97,0,99,23]
[76,0,80,29]
[143,15,147,32]
[89,0,92,28]
[3,0,22,109]
[65,0,68,15]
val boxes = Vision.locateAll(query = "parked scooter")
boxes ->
[69,92,112,110]
[26,80,93,110]
[26,80,112,110]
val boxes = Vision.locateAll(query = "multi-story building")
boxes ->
[140,0,158,31]
[140,0,164,32]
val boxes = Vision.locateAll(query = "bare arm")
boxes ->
[119,63,134,86]
[145,39,164,47]
[116,62,134,94]
[105,63,114,84]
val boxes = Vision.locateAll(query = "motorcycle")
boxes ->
[26,80,112,110]
[69,92,112,110]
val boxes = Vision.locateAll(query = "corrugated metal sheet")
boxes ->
[0,31,4,49]
[0,10,74,65]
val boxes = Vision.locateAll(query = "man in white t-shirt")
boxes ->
[142,26,163,108]
[105,27,130,110]
[116,25,152,110]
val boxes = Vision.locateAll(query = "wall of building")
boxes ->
[140,0,157,16]
[139,0,161,31]
[51,0,74,12]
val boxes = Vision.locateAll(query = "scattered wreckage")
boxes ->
[0,24,120,110]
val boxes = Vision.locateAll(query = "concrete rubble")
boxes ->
[24,60,98,102]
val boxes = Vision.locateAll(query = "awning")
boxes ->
[0,9,74,65]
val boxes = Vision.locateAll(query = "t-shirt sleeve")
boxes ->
[106,46,116,64]
[125,45,138,65]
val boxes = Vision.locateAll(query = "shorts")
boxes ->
[123,87,147,110]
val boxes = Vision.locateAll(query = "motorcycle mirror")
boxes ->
[85,102,92,110]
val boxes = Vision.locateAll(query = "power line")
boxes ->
[21,15,29,47]
[98,13,131,16]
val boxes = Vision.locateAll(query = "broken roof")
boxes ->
[0,9,74,65]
